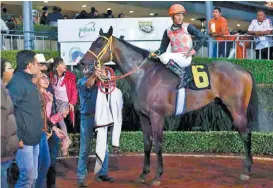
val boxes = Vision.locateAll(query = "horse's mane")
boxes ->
[117,37,150,58]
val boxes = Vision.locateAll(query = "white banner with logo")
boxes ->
[58,17,172,42]
[58,19,118,42]
[58,17,172,65]
[60,42,91,65]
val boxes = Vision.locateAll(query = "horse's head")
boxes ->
[78,26,114,76]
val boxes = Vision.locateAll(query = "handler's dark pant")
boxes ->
[47,132,59,187]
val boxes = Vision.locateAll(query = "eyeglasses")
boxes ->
[5,67,14,72]
[41,76,49,81]
[32,61,41,66]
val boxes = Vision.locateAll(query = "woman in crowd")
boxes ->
[35,72,68,187]
[40,12,49,25]
[49,58,78,156]
[1,58,18,188]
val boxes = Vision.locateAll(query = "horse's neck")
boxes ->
[114,41,146,84]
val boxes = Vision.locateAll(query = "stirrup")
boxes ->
[178,73,192,89]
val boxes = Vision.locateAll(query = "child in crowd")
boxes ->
[49,58,78,156]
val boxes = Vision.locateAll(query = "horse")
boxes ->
[77,26,258,186]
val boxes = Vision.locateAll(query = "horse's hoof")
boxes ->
[136,177,145,184]
[240,174,250,181]
[151,180,161,187]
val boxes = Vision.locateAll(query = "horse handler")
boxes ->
[77,66,123,187]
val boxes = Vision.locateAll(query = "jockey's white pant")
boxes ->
[159,52,192,68]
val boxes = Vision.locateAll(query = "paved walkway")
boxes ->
[56,155,273,187]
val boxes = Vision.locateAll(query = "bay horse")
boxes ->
[78,27,258,186]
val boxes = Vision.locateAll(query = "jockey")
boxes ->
[151,4,206,89]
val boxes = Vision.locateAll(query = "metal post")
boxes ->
[0,33,2,50]
[23,1,33,50]
[29,2,34,49]
[205,1,213,58]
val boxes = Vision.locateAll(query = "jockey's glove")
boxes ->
[148,52,159,59]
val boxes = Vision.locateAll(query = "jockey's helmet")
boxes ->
[168,4,186,17]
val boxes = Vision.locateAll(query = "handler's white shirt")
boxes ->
[248,18,273,50]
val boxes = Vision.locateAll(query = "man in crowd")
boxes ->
[208,7,233,58]
[7,50,43,188]
[248,9,273,60]
[1,8,11,22]
[1,58,18,188]
[47,6,63,23]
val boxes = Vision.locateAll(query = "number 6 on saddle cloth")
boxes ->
[159,53,211,90]
[166,59,211,116]
[188,64,210,90]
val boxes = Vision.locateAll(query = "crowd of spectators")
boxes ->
[1,5,272,60]
[39,6,123,25]
[208,7,273,59]
[0,6,124,28]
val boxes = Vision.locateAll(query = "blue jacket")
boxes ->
[77,77,98,115]
[7,71,43,146]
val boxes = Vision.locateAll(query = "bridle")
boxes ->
[87,35,113,68]
[86,35,146,82]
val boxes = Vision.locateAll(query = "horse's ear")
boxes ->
[99,28,103,36]
[108,26,113,36]
[120,35,125,40]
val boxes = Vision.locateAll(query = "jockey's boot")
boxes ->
[166,59,191,89]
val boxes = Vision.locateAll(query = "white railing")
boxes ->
[1,30,58,51]
[1,32,272,60]
[193,35,273,60]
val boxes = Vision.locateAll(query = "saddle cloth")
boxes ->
[157,53,210,115]
[175,88,186,116]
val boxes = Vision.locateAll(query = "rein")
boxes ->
[87,35,146,94]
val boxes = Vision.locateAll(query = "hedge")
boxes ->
[193,57,273,84]
[16,24,57,33]
[1,51,273,132]
[67,131,273,156]
[2,51,273,84]
[1,50,60,68]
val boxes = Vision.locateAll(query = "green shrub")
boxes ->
[16,24,57,33]
[193,57,273,84]
[67,131,273,156]
[1,51,273,84]
[2,51,272,132]
[1,50,59,68]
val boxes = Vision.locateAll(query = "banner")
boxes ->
[58,17,172,42]
[58,17,173,65]
[60,42,91,65]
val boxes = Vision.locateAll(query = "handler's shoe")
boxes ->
[77,179,88,187]
[95,175,115,183]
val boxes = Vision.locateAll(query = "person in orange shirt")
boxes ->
[208,7,234,58]
[234,30,251,59]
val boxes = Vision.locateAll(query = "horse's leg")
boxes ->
[150,113,164,186]
[219,72,254,180]
[138,114,152,183]
[239,127,253,180]
[232,112,253,180]
[227,110,253,180]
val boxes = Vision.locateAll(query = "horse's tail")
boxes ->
[247,71,259,129]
